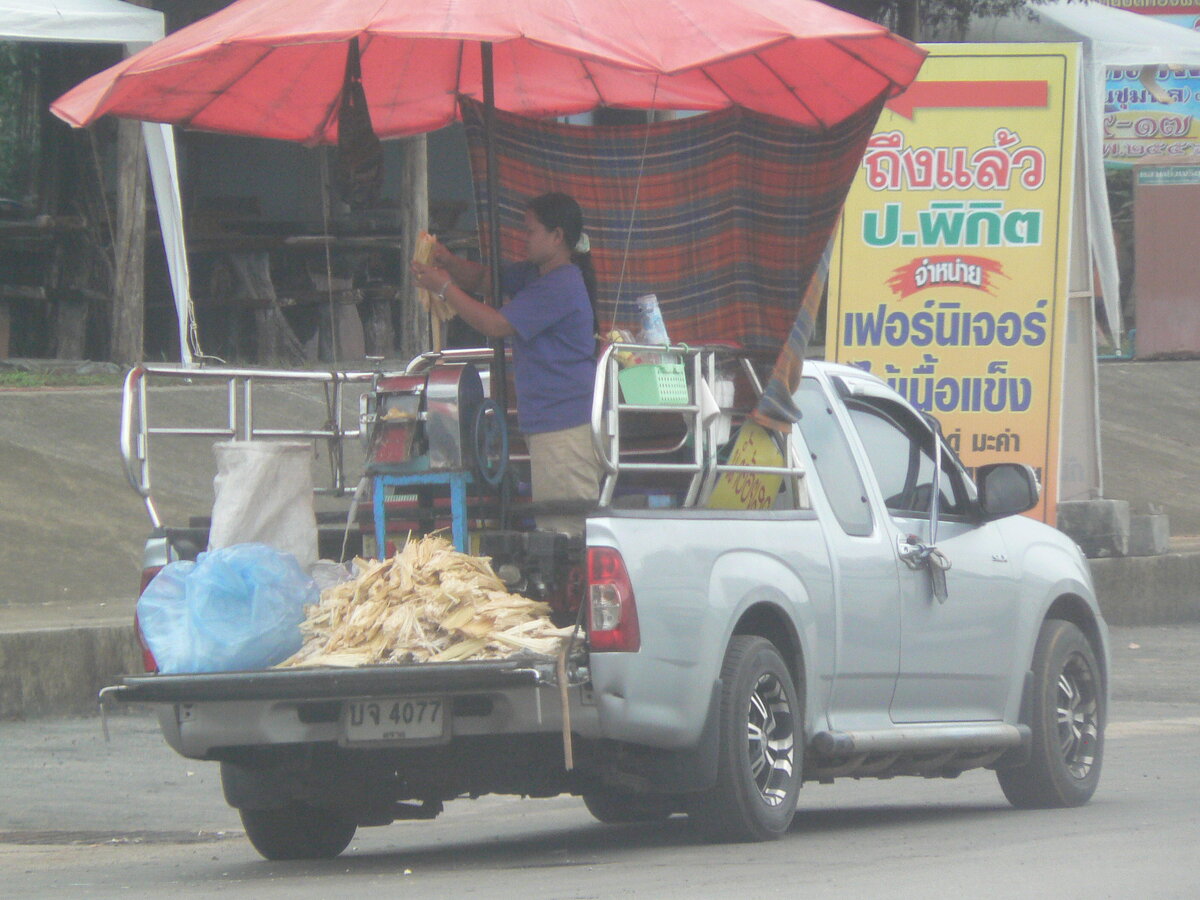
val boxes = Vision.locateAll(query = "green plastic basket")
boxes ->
[618,363,689,406]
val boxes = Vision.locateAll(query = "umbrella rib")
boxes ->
[578,58,609,109]
[693,67,746,118]
[175,45,276,135]
[830,36,911,97]
[756,34,902,132]
[455,39,466,100]
[753,52,831,131]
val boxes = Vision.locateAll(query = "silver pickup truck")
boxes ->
[108,346,1108,859]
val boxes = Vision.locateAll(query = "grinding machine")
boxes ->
[360,357,582,620]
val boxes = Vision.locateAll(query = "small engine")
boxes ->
[477,530,585,623]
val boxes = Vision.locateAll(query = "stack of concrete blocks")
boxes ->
[1057,499,1170,558]
[1128,510,1171,557]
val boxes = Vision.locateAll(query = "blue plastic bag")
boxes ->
[137,543,317,673]
[135,559,194,671]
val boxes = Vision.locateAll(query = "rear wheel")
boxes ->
[998,619,1105,809]
[239,803,357,860]
[689,636,802,842]
[582,791,676,824]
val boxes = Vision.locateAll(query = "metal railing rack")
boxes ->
[590,344,808,510]
[120,364,376,528]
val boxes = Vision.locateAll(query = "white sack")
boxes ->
[209,441,317,571]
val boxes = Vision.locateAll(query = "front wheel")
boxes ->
[239,804,357,860]
[997,619,1105,809]
[689,636,802,842]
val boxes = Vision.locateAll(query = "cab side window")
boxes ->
[845,398,969,518]
[794,379,873,536]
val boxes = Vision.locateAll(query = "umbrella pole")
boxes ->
[481,43,511,517]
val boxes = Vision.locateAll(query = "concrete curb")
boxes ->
[1,626,141,719]
[1091,552,1200,626]
[2,553,1196,720]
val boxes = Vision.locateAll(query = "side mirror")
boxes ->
[976,463,1039,521]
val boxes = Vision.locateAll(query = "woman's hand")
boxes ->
[430,239,455,268]
[410,259,513,339]
[411,261,452,295]
[426,243,488,295]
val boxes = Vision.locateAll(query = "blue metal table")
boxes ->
[372,470,474,555]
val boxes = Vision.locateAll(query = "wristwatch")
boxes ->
[436,279,452,301]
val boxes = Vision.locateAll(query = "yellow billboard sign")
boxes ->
[827,44,1079,523]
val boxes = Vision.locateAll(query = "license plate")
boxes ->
[341,697,447,744]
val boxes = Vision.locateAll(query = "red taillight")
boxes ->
[136,566,162,673]
[586,547,640,652]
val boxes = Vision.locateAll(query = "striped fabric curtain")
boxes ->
[461,97,881,421]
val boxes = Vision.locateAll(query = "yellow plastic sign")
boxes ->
[707,422,784,510]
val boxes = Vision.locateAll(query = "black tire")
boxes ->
[582,791,676,825]
[689,636,802,842]
[239,803,357,861]
[998,619,1105,809]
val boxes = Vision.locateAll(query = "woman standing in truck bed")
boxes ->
[411,191,600,536]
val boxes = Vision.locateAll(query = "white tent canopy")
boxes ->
[965,0,1200,342]
[1,0,194,364]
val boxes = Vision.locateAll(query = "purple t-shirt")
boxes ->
[500,261,596,435]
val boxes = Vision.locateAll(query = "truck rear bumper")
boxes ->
[107,660,601,760]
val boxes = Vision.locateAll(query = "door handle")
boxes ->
[898,534,952,603]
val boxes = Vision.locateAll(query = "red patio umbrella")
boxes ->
[51,0,924,142]
[50,0,924,423]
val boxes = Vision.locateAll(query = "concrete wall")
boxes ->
[1092,552,1200,626]
[0,626,140,719]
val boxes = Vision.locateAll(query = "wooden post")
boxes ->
[311,271,366,362]
[223,252,307,365]
[360,283,398,357]
[52,232,98,360]
[54,297,89,360]
[110,116,147,366]
[398,135,430,361]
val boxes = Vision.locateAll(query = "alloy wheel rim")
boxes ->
[746,672,795,806]
[1056,652,1099,780]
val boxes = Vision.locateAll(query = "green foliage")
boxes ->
[827,0,1049,39]
[0,371,123,389]
[919,0,1042,38]
[0,41,39,204]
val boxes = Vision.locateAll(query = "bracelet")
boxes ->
[436,278,452,301]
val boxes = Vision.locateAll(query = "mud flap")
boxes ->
[600,679,723,794]
[991,669,1035,770]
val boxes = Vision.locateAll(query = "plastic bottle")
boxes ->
[636,294,671,346]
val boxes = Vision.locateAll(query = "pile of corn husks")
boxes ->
[278,535,575,668]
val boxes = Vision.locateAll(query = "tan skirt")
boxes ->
[526,422,601,537]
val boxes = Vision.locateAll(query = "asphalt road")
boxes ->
[2,626,1197,899]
